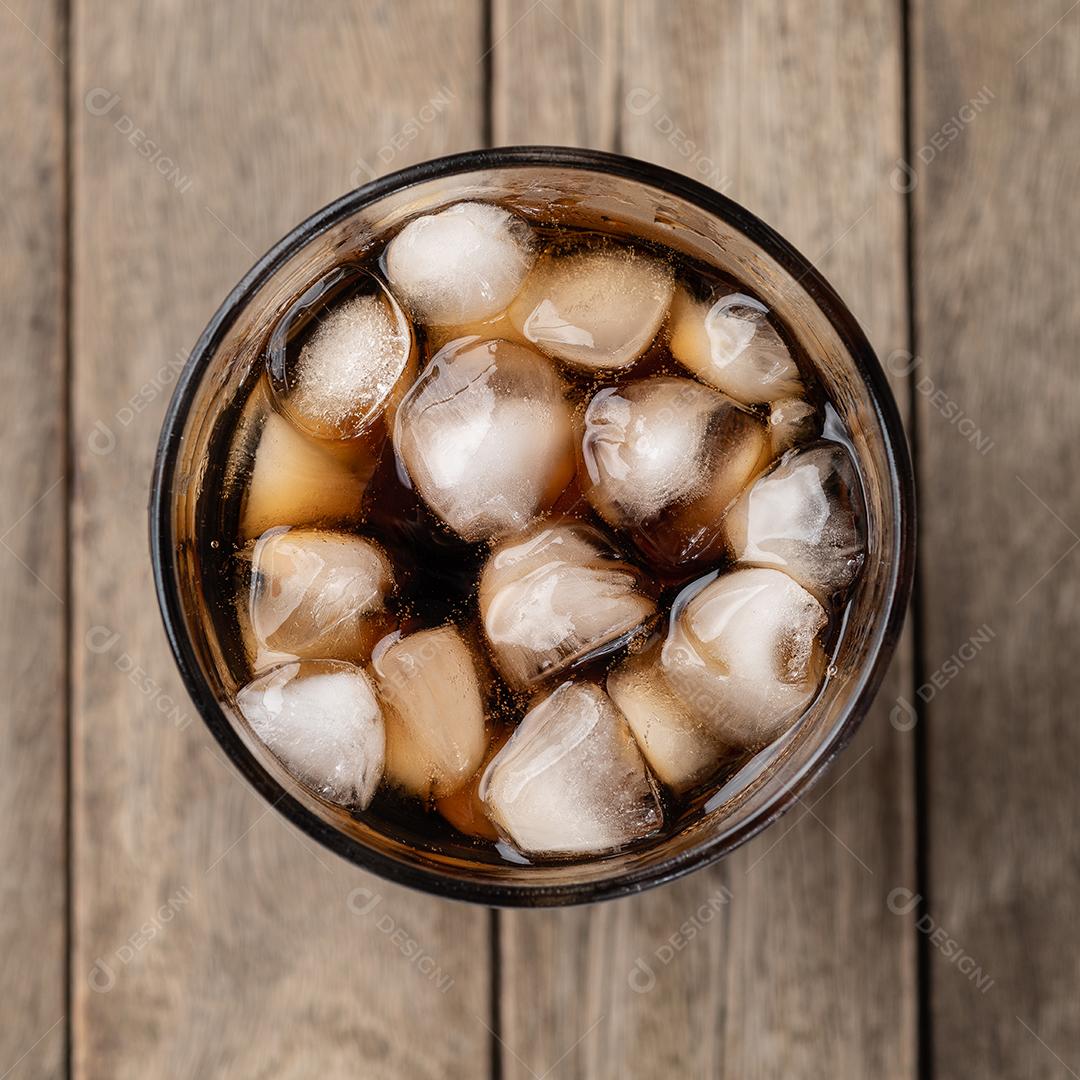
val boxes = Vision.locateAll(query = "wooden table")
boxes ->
[3,2,1077,1076]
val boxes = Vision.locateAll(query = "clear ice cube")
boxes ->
[669,285,803,404]
[241,528,394,672]
[371,624,489,799]
[479,681,662,857]
[660,568,828,747]
[508,243,674,371]
[581,376,767,566]
[235,660,385,809]
[768,395,823,457]
[479,521,656,690]
[607,649,730,793]
[241,409,376,539]
[725,441,867,599]
[384,202,536,325]
[435,726,512,841]
[393,338,575,541]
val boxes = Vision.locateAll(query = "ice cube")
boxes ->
[436,726,512,841]
[768,395,823,456]
[384,202,536,325]
[479,682,662,857]
[508,243,674,372]
[236,660,384,808]
[607,650,730,793]
[479,521,655,690]
[669,285,803,404]
[241,409,377,539]
[267,269,415,440]
[581,376,767,566]
[725,441,866,599]
[393,338,575,541]
[661,568,828,747]
[371,625,488,799]
[241,528,394,672]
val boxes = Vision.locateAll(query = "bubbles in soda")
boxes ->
[204,200,868,863]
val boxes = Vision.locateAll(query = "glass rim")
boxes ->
[150,146,916,907]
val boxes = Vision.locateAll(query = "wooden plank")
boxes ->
[0,2,67,1078]
[494,2,917,1076]
[914,2,1080,1076]
[70,3,490,1077]
[492,0,622,148]
[490,7,625,1077]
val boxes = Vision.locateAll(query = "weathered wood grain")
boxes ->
[70,3,489,1077]
[492,0,622,148]
[0,2,67,1078]
[914,1,1080,1076]
[494,2,917,1076]
[0,0,1068,1075]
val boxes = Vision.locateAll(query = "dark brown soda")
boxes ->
[195,212,862,867]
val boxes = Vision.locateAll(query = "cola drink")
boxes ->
[206,199,868,862]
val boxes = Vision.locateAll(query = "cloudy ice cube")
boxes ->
[581,376,767,566]
[236,660,384,808]
[661,568,828,747]
[269,285,415,440]
[508,243,674,372]
[480,682,662,856]
[242,528,394,672]
[385,202,536,325]
[725,441,866,599]
[393,338,575,541]
[479,521,656,690]
[607,650,730,793]
[274,295,412,438]
[769,395,823,456]
[669,285,803,405]
[371,625,489,799]
[241,409,377,539]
